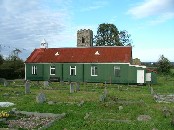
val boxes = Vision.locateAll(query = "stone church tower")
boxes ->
[77,29,93,47]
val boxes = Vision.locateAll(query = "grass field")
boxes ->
[171,69,174,74]
[1,76,174,130]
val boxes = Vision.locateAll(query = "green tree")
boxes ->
[157,55,172,75]
[0,49,25,79]
[94,23,122,46]
[0,54,3,65]
[119,30,132,46]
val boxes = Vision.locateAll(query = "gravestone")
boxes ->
[2,93,10,97]
[104,81,107,87]
[37,81,40,85]
[48,101,54,105]
[84,113,90,120]
[60,81,64,86]
[137,115,151,121]
[151,87,154,95]
[99,95,105,102]
[44,81,49,87]
[70,83,74,93]
[76,82,80,91]
[104,87,108,98]
[118,106,123,111]
[77,100,84,107]
[12,108,17,112]
[4,80,8,87]
[25,81,30,94]
[118,85,123,91]
[36,93,46,103]
[163,107,171,118]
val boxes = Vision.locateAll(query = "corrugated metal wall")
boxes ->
[25,63,150,84]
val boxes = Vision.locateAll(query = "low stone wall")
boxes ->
[154,94,174,103]
[15,111,66,118]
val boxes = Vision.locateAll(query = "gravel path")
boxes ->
[8,115,55,129]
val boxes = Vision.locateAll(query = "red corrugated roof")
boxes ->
[25,46,132,63]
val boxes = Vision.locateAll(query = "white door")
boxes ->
[146,73,151,82]
[137,70,144,83]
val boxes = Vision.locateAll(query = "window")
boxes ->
[32,66,37,75]
[91,66,98,76]
[114,66,120,77]
[82,37,85,43]
[70,66,76,76]
[50,66,56,75]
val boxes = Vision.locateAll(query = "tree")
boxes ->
[0,54,3,65]
[0,49,25,79]
[13,48,21,59]
[94,23,122,46]
[157,55,172,75]
[119,30,132,46]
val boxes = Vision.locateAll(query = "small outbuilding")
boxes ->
[146,68,157,85]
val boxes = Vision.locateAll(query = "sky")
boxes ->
[0,0,174,62]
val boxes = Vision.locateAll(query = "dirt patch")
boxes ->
[2,111,65,129]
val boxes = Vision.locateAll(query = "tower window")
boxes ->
[82,37,85,43]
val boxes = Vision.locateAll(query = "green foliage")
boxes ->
[94,23,133,47]
[0,68,24,80]
[119,30,132,46]
[157,55,172,75]
[0,52,24,79]
[0,54,3,65]
[94,23,122,46]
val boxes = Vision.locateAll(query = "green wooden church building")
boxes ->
[25,29,155,84]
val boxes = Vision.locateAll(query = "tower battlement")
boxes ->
[77,29,93,47]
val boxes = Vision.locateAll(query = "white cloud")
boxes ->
[0,0,73,59]
[149,12,174,25]
[127,0,174,19]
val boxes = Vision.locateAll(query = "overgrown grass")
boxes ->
[0,76,174,129]
[171,69,174,74]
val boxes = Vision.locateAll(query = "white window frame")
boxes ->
[114,66,120,77]
[50,66,56,75]
[32,66,37,75]
[70,66,76,76]
[91,66,98,76]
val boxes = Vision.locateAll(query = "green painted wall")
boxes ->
[128,66,137,84]
[26,63,151,84]
[62,64,83,82]
[26,63,63,81]
[128,66,147,84]
[26,64,44,80]
[151,72,157,84]
[42,63,63,81]
[84,64,130,83]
